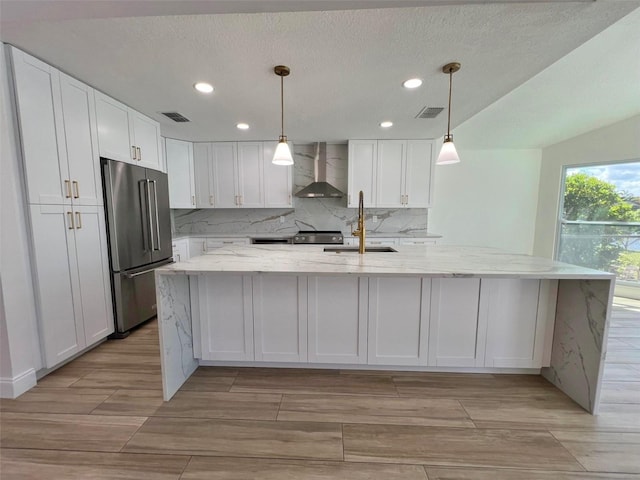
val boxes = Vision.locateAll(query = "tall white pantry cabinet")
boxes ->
[10,46,114,368]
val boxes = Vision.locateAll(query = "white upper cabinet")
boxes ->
[348,139,434,208]
[348,140,377,207]
[165,138,195,208]
[94,92,132,163]
[11,48,102,206]
[236,142,264,208]
[129,110,162,171]
[190,141,277,209]
[59,73,102,206]
[11,48,69,205]
[94,90,162,170]
[263,141,293,208]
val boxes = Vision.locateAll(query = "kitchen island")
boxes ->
[155,245,615,414]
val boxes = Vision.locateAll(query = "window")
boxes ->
[557,161,640,287]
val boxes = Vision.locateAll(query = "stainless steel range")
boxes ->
[293,230,344,245]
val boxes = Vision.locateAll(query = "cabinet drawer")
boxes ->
[205,238,250,250]
[398,238,437,246]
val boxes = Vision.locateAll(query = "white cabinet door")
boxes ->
[348,140,377,208]
[73,206,114,346]
[130,111,161,171]
[11,48,69,205]
[404,140,434,208]
[263,141,293,208]
[171,239,190,262]
[368,277,430,365]
[253,276,307,362]
[308,276,368,364]
[199,275,254,361]
[94,91,133,163]
[189,238,207,257]
[29,205,83,367]
[236,142,264,208]
[428,278,485,367]
[166,139,196,208]
[59,73,102,206]
[481,279,543,368]
[193,143,214,208]
[211,143,238,208]
[376,140,406,208]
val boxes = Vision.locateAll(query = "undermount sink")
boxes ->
[324,246,397,253]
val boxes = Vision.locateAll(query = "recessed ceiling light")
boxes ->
[236,123,250,130]
[403,78,423,89]
[380,121,393,128]
[194,82,214,93]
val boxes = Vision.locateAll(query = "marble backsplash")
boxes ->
[172,143,428,236]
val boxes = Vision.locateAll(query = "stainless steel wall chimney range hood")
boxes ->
[295,142,344,198]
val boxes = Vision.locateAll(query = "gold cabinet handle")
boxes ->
[67,211,74,229]
[132,146,137,161]
[64,180,72,198]
[136,146,142,161]
[72,181,79,198]
[405,194,408,205]
[209,195,214,206]
[75,212,82,229]
[192,195,195,205]
[239,195,243,206]
[234,195,238,205]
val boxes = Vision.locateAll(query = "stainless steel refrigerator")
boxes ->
[101,158,173,335]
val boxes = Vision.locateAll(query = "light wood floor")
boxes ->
[2,299,640,479]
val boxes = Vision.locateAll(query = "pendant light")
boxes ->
[272,65,293,166]
[437,62,461,165]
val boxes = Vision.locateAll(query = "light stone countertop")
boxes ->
[157,244,614,279]
[172,232,442,240]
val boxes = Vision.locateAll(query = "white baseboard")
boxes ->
[0,368,37,398]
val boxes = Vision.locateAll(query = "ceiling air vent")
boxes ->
[161,112,190,122]
[415,107,444,119]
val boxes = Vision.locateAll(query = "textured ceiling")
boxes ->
[1,1,638,146]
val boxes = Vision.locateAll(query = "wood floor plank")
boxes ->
[71,351,161,371]
[70,370,163,390]
[0,449,189,480]
[91,389,165,416]
[154,391,282,420]
[555,442,640,473]
[278,394,474,427]
[123,417,343,460]
[179,368,237,392]
[0,387,114,414]
[0,412,146,452]
[424,466,640,479]
[393,373,561,399]
[231,370,398,396]
[342,424,584,470]
[180,456,428,479]
[35,366,97,388]
[600,381,640,404]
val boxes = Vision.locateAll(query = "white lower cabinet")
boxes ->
[30,204,113,368]
[171,239,190,262]
[428,278,485,367]
[368,277,430,365]
[253,276,307,362]
[308,276,368,364]
[199,275,254,361]
[481,279,547,368]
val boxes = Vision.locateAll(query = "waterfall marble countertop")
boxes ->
[157,244,613,279]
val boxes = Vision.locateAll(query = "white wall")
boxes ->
[533,115,640,258]
[0,43,40,397]
[429,148,541,254]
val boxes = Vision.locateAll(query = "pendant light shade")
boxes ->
[436,62,461,166]
[273,65,293,166]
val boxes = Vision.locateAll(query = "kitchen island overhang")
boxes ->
[155,245,615,414]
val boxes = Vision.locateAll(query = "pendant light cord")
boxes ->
[280,75,285,138]
[447,68,453,137]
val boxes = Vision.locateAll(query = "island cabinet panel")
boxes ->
[199,275,254,361]
[253,276,307,362]
[368,277,430,366]
[481,279,548,368]
[308,276,368,364]
[428,278,485,367]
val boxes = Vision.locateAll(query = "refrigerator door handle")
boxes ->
[145,179,156,251]
[151,180,161,251]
